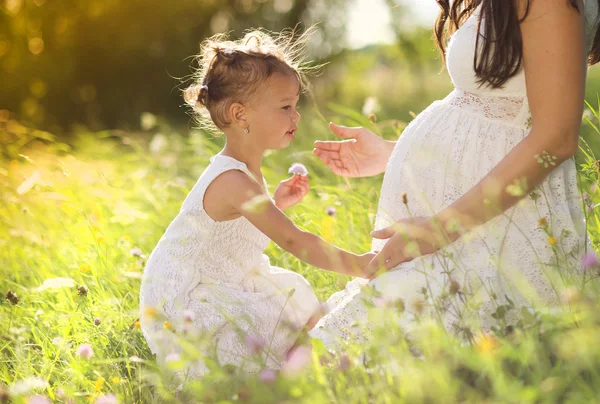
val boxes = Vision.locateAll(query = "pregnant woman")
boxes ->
[309,0,600,349]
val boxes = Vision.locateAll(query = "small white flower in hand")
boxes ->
[288,163,308,176]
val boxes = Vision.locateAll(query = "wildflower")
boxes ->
[129,248,143,258]
[76,343,94,360]
[27,395,51,404]
[282,344,312,375]
[143,307,158,318]
[325,207,336,217]
[79,264,92,273]
[94,378,105,392]
[288,163,308,177]
[402,193,408,205]
[95,393,119,404]
[449,279,461,295]
[182,310,195,323]
[475,334,498,354]
[163,321,174,331]
[5,289,18,305]
[538,217,547,227]
[368,113,377,123]
[259,369,277,384]
[94,318,102,326]
[134,321,141,329]
[55,389,66,399]
[582,252,600,270]
[111,377,120,384]
[246,335,265,354]
[77,285,88,296]
[97,235,105,244]
[128,355,142,363]
[547,237,557,246]
[411,296,425,315]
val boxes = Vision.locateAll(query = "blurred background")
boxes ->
[0,0,462,138]
[2,0,600,140]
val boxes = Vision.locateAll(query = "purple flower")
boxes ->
[259,369,277,384]
[325,207,336,217]
[288,163,308,177]
[183,310,195,323]
[95,393,119,404]
[282,344,312,375]
[246,335,265,354]
[94,318,102,326]
[76,343,94,360]
[582,251,600,270]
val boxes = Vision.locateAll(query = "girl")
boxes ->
[139,28,374,379]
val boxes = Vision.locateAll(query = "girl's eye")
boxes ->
[282,106,291,110]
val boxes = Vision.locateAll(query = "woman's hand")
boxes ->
[364,217,451,279]
[274,174,310,211]
[313,122,395,178]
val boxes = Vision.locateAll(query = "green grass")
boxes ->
[3,103,600,403]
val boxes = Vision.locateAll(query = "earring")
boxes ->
[244,127,249,134]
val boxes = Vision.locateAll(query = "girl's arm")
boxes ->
[438,0,586,241]
[221,170,374,277]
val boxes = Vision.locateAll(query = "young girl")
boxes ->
[139,29,374,379]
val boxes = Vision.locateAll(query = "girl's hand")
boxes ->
[313,122,395,178]
[274,174,310,211]
[364,217,450,279]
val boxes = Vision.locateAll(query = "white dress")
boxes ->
[139,154,319,377]
[309,1,600,349]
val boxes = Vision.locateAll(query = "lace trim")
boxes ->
[444,89,531,129]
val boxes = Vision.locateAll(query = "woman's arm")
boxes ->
[437,0,586,241]
[220,170,374,277]
[364,0,587,274]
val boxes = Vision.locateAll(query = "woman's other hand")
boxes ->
[313,122,395,178]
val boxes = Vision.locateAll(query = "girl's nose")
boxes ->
[293,111,301,123]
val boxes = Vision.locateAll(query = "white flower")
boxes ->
[288,163,308,177]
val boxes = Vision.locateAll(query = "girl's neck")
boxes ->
[220,142,264,183]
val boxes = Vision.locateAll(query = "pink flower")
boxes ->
[288,163,308,177]
[259,369,277,384]
[246,335,265,354]
[75,343,94,360]
[325,207,336,217]
[582,251,600,270]
[182,310,195,323]
[28,395,52,404]
[95,393,119,404]
[282,344,312,375]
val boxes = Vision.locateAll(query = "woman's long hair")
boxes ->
[434,0,600,89]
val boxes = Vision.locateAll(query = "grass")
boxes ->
[2,101,600,403]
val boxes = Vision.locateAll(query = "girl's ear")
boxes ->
[229,102,247,129]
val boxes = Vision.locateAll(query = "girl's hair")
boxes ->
[183,27,315,133]
[434,0,600,89]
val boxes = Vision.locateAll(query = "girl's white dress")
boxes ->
[310,1,600,349]
[139,154,319,377]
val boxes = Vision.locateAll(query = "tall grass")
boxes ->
[2,101,600,403]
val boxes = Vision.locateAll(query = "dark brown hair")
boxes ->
[183,27,314,133]
[434,0,600,89]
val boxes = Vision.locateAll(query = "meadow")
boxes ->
[4,78,600,402]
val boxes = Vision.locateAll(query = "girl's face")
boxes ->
[245,72,301,150]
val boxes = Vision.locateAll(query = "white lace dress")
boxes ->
[139,154,319,377]
[309,1,600,349]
